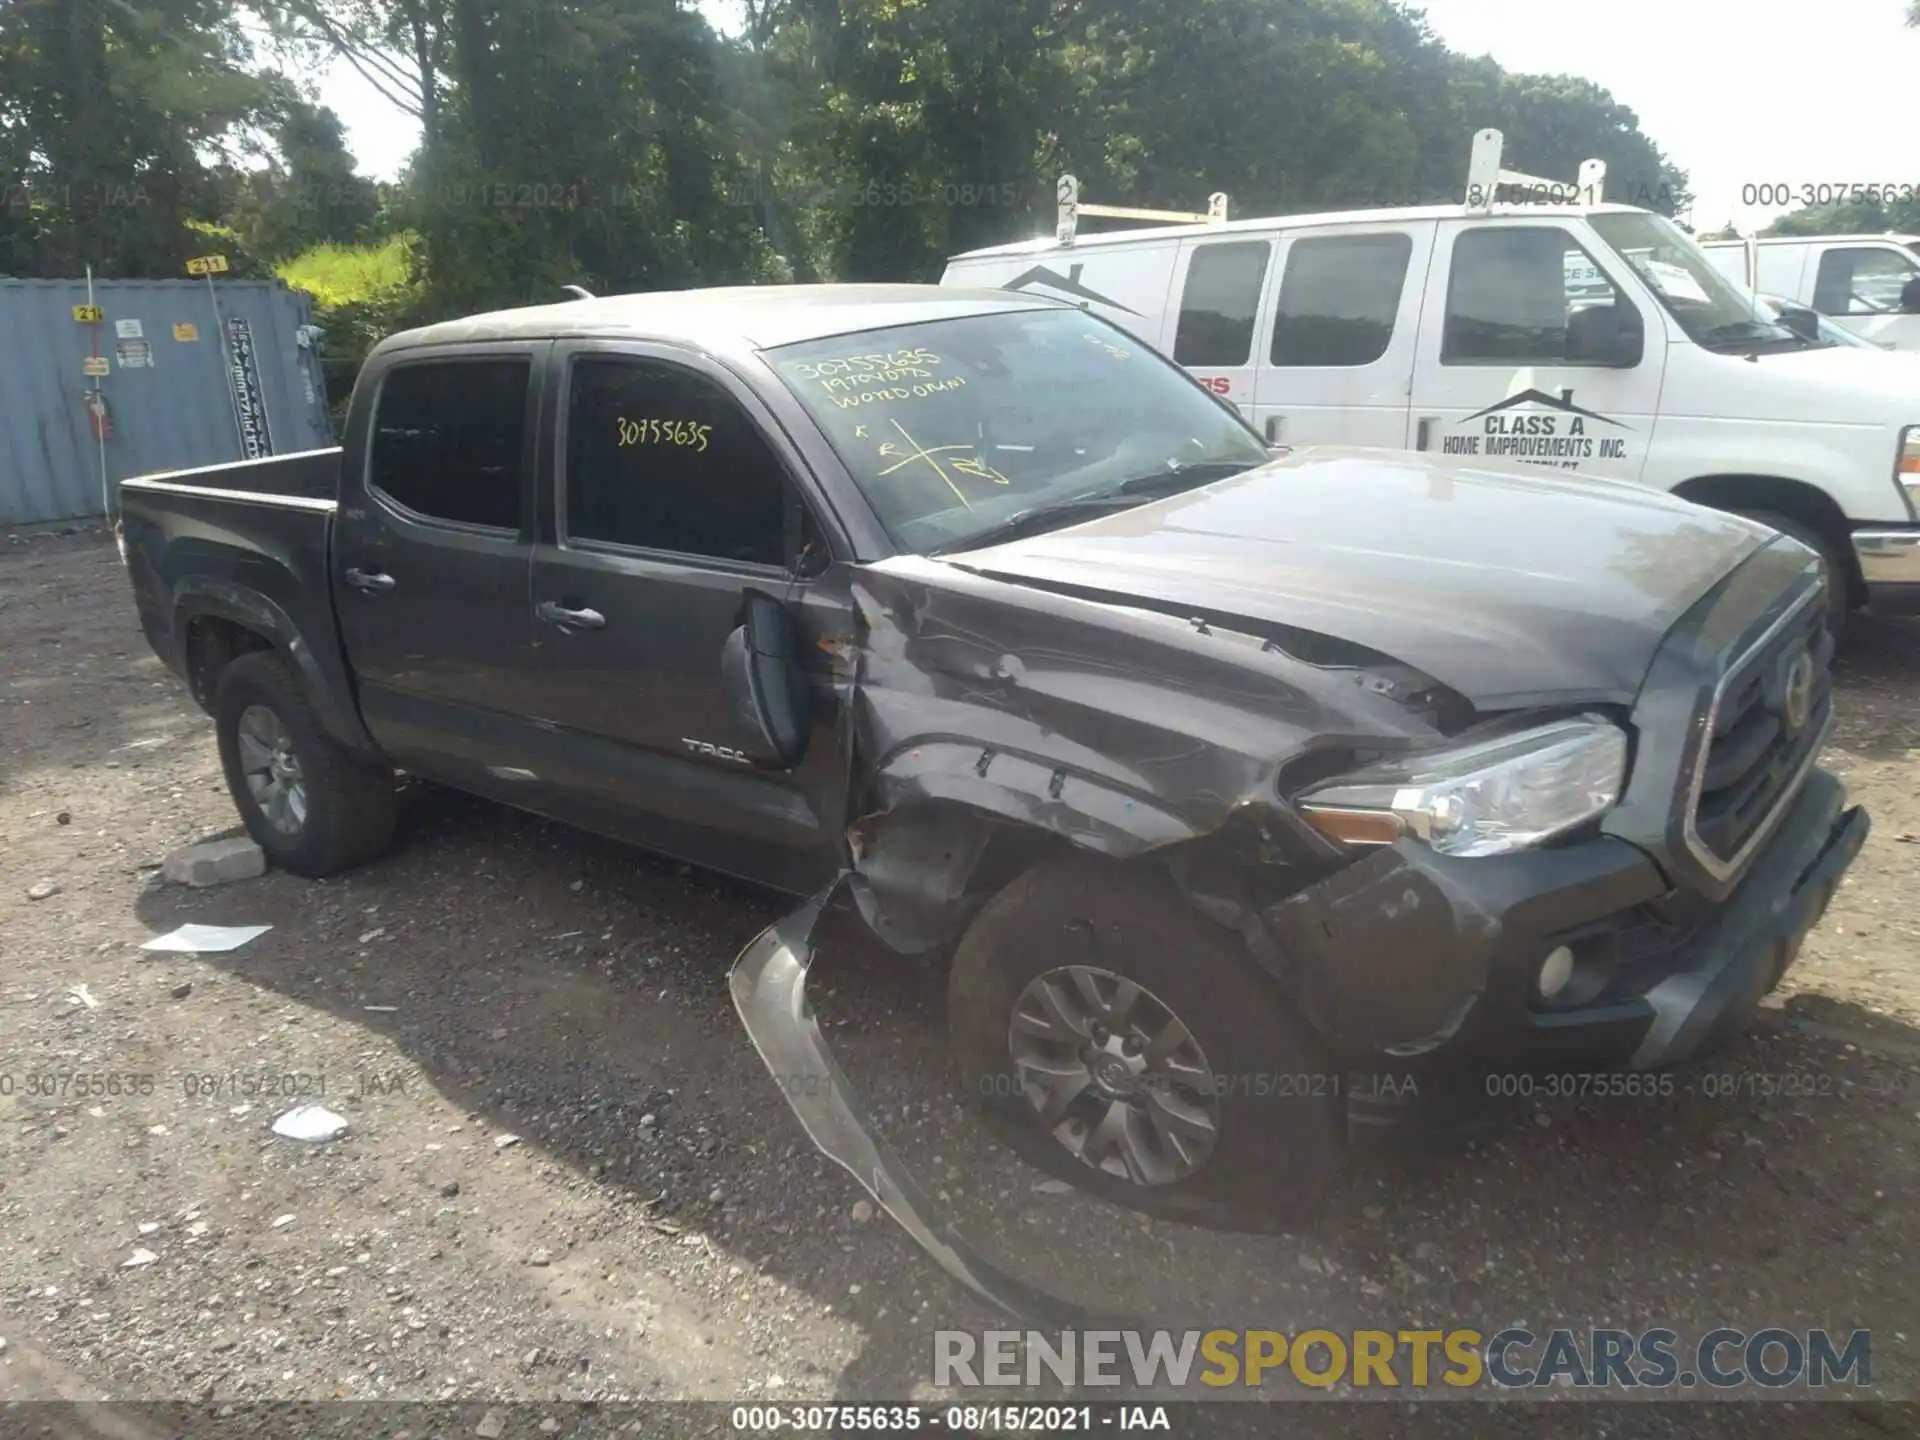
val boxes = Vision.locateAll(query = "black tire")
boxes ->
[214,651,398,877]
[946,855,1344,1231]
[1736,509,1851,639]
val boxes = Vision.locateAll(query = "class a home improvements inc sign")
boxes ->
[1441,388,1631,471]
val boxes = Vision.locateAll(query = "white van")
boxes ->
[1700,234,1920,352]
[939,131,1920,631]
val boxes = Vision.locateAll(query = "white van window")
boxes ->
[1173,241,1271,366]
[1443,227,1625,364]
[1269,234,1412,367]
[1812,246,1920,315]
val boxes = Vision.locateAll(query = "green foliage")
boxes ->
[4,0,1696,352]
[277,234,425,414]
[1764,197,1920,238]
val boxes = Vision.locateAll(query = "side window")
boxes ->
[1173,241,1271,365]
[1442,227,1618,364]
[368,360,529,530]
[565,357,809,568]
[1269,233,1413,367]
[1812,247,1920,314]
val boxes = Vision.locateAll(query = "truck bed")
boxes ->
[117,448,370,751]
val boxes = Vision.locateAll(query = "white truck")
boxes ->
[1699,234,1920,352]
[940,130,1920,634]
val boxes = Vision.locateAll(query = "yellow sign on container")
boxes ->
[172,322,199,342]
[72,304,104,323]
[82,356,110,376]
[185,254,229,276]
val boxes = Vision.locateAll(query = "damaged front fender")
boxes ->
[729,877,1134,1328]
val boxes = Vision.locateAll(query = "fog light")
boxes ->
[1537,945,1576,1000]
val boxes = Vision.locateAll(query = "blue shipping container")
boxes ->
[0,277,336,526]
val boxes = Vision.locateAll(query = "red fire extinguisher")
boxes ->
[85,388,112,440]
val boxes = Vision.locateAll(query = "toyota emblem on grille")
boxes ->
[1781,646,1816,734]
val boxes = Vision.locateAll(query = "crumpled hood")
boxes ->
[941,447,1772,708]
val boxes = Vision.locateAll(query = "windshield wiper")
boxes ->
[1115,457,1265,495]
[929,491,1142,555]
[930,458,1265,556]
[1696,319,1805,350]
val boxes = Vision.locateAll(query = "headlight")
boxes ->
[1899,426,1920,518]
[1296,716,1628,858]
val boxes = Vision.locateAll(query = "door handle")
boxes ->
[1415,417,1435,451]
[1264,415,1284,443]
[344,567,395,593]
[537,600,606,631]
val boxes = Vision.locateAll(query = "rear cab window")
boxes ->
[367,359,532,531]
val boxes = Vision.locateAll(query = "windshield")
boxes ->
[766,307,1271,554]
[1587,211,1800,350]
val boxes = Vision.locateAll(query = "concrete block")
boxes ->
[162,836,267,887]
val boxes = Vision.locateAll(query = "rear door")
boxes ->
[1167,236,1276,421]
[523,342,851,893]
[1251,223,1433,448]
[1407,221,1664,483]
[332,346,547,782]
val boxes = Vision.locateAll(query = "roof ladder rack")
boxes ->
[1464,129,1605,213]
[1056,175,1229,246]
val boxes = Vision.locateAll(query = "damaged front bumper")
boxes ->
[1264,766,1869,1075]
[729,883,1132,1328]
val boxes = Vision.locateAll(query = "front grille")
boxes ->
[1685,586,1832,878]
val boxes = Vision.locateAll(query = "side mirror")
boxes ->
[720,591,812,769]
[1565,303,1643,368]
[1770,303,1817,340]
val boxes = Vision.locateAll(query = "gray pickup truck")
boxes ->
[119,283,1867,1322]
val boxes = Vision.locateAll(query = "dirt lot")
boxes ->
[2,528,1918,1438]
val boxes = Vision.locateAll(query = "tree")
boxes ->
[0,0,279,276]
[221,93,384,261]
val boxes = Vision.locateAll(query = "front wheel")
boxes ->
[214,651,398,877]
[945,855,1344,1230]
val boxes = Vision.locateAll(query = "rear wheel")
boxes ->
[214,651,398,877]
[1735,509,1851,638]
[946,855,1344,1230]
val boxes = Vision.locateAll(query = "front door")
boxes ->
[524,344,851,893]
[1809,242,1920,351]
[1407,223,1666,483]
[1251,223,1433,449]
[332,347,546,781]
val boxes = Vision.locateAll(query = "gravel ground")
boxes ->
[3,527,1918,1438]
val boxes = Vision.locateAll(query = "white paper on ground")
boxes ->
[271,1104,349,1142]
[139,923,272,953]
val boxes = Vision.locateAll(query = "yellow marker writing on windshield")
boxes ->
[876,420,975,508]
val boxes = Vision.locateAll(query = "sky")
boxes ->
[316,0,1919,237]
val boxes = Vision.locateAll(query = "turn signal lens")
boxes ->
[1300,806,1406,847]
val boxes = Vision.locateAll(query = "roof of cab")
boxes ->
[1699,233,1920,247]
[375,283,1061,357]
[945,201,1654,262]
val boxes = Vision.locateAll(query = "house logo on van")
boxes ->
[1443,388,1631,470]
[1000,263,1141,315]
